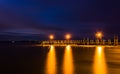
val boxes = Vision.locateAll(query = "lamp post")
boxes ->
[96,32,103,39]
[65,34,71,45]
[95,32,103,45]
[65,34,71,40]
[49,35,54,40]
[49,34,54,45]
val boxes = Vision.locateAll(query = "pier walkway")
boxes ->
[39,40,119,47]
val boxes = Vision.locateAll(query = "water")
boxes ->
[1,44,120,74]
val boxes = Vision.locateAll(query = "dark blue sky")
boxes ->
[0,0,120,40]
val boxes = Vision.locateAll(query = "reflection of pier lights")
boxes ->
[63,45,74,74]
[45,45,56,74]
[93,46,107,74]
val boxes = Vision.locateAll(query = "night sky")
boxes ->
[0,0,120,40]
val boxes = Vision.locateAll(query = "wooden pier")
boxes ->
[40,39,119,46]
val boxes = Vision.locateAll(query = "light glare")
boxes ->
[46,45,56,74]
[49,35,54,40]
[93,46,107,74]
[96,32,103,39]
[63,45,74,74]
[65,34,71,40]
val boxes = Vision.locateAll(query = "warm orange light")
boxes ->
[93,46,107,74]
[96,32,103,39]
[98,46,102,55]
[65,34,71,40]
[66,45,70,50]
[49,35,54,40]
[45,45,56,74]
[63,45,74,74]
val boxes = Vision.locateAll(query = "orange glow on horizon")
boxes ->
[65,34,71,40]
[46,45,56,74]
[93,46,107,74]
[63,45,74,74]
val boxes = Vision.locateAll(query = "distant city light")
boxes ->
[96,32,103,39]
[65,34,71,40]
[49,35,54,40]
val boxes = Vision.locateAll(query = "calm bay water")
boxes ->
[1,44,120,74]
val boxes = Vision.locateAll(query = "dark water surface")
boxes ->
[1,44,120,74]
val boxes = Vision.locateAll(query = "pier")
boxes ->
[40,39,119,47]
[38,33,119,47]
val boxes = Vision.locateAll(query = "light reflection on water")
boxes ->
[44,45,120,74]
[2,44,120,74]
[45,45,57,74]
[93,46,107,74]
[63,45,74,74]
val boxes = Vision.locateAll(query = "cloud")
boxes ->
[0,0,120,40]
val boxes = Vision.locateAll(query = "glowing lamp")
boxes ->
[65,34,71,40]
[96,32,103,39]
[49,35,54,40]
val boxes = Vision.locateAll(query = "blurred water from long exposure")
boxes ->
[63,45,74,74]
[45,45,57,74]
[93,46,107,74]
[1,44,120,74]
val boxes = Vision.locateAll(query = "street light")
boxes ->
[65,34,71,40]
[95,32,103,39]
[49,35,54,40]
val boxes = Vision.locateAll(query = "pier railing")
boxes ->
[41,40,119,46]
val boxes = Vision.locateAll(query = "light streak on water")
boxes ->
[93,46,108,74]
[63,45,74,74]
[45,45,57,74]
